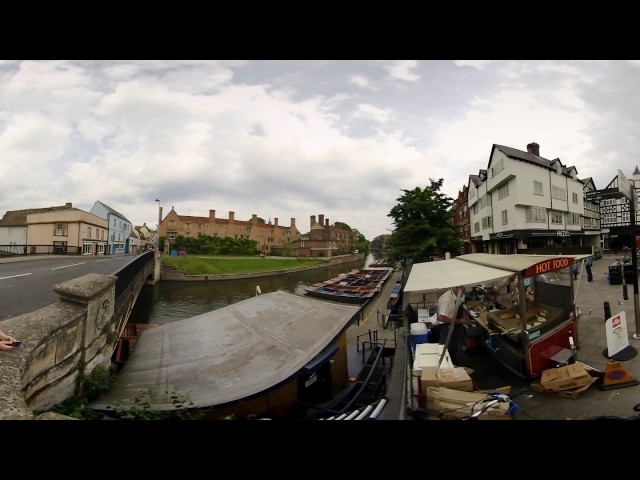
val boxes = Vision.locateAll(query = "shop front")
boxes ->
[403,253,585,379]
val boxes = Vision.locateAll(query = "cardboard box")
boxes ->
[426,386,510,419]
[531,379,594,398]
[540,363,593,392]
[421,366,474,392]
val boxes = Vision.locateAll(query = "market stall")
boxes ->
[404,253,584,379]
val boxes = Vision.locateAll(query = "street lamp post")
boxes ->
[155,199,161,251]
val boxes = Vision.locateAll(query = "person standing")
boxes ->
[585,256,593,282]
[432,287,470,363]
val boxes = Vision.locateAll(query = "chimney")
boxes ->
[527,142,540,156]
[274,217,279,227]
[318,214,324,226]
[325,218,329,227]
[310,215,316,228]
[291,218,296,228]
[65,202,72,208]
[251,214,257,225]
[209,209,216,221]
[229,211,234,223]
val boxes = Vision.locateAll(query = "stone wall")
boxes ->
[0,273,117,420]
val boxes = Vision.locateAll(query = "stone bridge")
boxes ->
[0,251,158,419]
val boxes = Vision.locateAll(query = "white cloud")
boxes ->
[1,60,640,241]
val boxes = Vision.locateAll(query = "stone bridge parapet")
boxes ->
[0,273,118,420]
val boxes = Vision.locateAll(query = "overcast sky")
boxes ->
[1,60,638,240]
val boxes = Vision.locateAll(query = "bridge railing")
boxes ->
[113,251,154,348]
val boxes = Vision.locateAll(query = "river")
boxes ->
[128,253,378,325]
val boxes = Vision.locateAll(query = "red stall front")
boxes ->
[403,253,582,379]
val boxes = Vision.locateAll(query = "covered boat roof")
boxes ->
[89,290,360,412]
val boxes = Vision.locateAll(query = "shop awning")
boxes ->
[404,253,584,295]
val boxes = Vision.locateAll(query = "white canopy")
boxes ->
[404,253,584,295]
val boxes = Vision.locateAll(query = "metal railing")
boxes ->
[0,244,82,256]
[112,252,155,351]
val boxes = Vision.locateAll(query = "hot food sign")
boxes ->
[524,257,574,277]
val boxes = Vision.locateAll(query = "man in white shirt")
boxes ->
[434,286,470,345]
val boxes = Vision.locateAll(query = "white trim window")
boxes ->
[534,180,544,196]
[526,206,546,223]
[497,183,510,200]
[501,210,508,225]
[551,211,564,225]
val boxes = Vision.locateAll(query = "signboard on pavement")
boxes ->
[605,311,630,357]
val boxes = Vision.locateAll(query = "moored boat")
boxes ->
[304,267,393,304]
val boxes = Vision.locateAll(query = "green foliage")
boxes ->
[165,234,259,256]
[161,255,326,275]
[52,374,203,420]
[105,389,202,420]
[352,229,370,256]
[50,364,119,420]
[385,178,462,263]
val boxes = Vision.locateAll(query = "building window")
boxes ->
[474,222,480,233]
[88,227,92,239]
[551,211,564,225]
[501,210,508,225]
[568,213,581,225]
[551,186,566,200]
[603,212,616,223]
[497,183,510,200]
[491,158,504,177]
[55,223,67,236]
[534,180,543,196]
[481,216,492,229]
[572,192,578,204]
[525,206,547,223]
[622,211,630,222]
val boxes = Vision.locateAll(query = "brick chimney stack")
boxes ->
[291,218,296,228]
[209,209,216,221]
[229,211,234,224]
[274,217,279,227]
[310,215,316,228]
[527,142,540,156]
[319,214,324,226]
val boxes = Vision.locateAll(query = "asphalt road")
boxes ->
[0,255,139,321]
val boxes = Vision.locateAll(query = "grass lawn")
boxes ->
[160,255,328,275]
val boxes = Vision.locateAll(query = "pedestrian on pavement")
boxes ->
[586,256,593,282]
[0,329,18,351]
[572,263,579,280]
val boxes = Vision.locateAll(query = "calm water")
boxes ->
[129,254,377,325]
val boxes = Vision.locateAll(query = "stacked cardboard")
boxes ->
[531,363,596,399]
[421,366,474,392]
[426,386,511,419]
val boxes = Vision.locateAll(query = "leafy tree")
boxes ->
[385,178,461,263]
[352,228,370,255]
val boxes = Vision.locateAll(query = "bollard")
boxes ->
[604,301,611,321]
[623,282,629,301]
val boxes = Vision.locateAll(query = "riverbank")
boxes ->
[160,253,366,281]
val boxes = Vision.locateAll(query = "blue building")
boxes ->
[90,201,132,255]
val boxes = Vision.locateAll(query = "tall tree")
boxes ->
[385,178,461,263]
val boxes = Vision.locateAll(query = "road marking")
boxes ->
[0,273,32,280]
[52,262,86,270]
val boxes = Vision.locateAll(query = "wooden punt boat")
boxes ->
[304,267,393,304]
